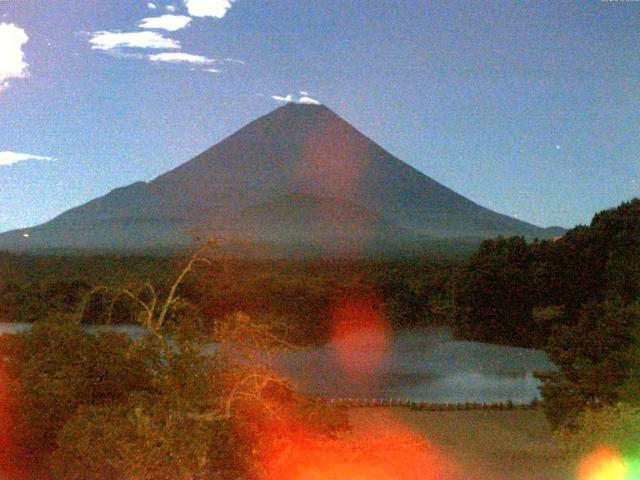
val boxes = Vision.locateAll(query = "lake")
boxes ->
[265,328,554,403]
[0,323,554,404]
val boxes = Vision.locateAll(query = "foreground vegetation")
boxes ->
[0,253,349,480]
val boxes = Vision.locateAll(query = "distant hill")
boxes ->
[0,103,563,255]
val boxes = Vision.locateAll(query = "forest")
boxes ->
[0,253,458,344]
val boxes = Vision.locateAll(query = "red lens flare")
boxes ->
[329,294,392,384]
[0,359,23,479]
[0,365,10,460]
[259,415,453,480]
[296,114,369,199]
[224,314,457,480]
[578,446,628,480]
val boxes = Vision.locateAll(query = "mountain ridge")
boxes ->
[0,103,561,254]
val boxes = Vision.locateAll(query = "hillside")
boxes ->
[0,103,559,254]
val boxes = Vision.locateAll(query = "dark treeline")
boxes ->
[453,198,640,428]
[0,254,457,345]
[453,198,639,349]
[0,254,180,325]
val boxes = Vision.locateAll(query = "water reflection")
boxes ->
[0,324,554,403]
[270,328,554,403]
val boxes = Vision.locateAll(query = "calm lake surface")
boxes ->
[0,323,554,404]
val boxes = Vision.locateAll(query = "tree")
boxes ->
[453,199,640,349]
[536,299,640,429]
[48,346,245,480]
[452,236,534,346]
[0,316,154,469]
[46,246,250,480]
[533,198,640,317]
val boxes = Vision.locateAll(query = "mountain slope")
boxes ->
[0,103,558,253]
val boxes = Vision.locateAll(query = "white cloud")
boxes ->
[271,94,293,103]
[139,14,192,31]
[102,50,145,60]
[300,91,309,96]
[204,67,220,73]
[147,2,157,8]
[89,31,180,50]
[0,151,54,166]
[271,93,322,105]
[0,23,29,91]
[165,5,177,11]
[148,52,215,64]
[299,96,321,105]
[221,57,245,65]
[184,0,234,18]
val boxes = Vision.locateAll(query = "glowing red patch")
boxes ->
[296,115,369,198]
[0,361,20,478]
[329,294,391,384]
[262,430,450,480]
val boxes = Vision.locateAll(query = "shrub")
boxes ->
[537,299,640,429]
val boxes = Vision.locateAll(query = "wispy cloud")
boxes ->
[100,50,145,60]
[87,4,244,73]
[139,14,192,31]
[299,96,321,105]
[272,93,322,105]
[148,52,215,64]
[89,31,180,50]
[184,0,235,18]
[272,94,293,103]
[0,151,54,166]
[220,57,245,65]
[0,23,29,92]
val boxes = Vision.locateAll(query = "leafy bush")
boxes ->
[536,299,640,429]
[0,317,154,460]
[560,403,640,460]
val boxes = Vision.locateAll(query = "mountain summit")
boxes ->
[0,103,558,253]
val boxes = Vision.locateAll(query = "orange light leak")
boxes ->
[0,359,21,479]
[296,114,369,199]
[0,362,11,448]
[578,446,629,480]
[232,303,457,480]
[260,416,453,480]
[329,294,392,385]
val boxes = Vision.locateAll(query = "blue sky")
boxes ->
[0,0,638,232]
